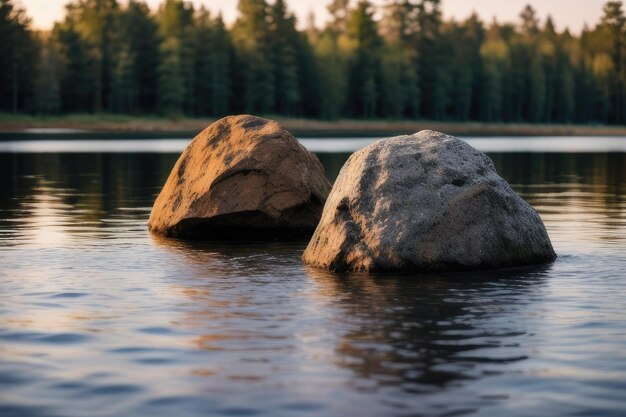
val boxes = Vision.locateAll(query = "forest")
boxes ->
[1,0,626,124]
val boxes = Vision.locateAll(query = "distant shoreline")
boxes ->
[1,113,626,138]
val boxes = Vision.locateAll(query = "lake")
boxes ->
[0,137,625,417]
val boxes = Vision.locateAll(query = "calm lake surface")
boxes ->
[1,137,625,417]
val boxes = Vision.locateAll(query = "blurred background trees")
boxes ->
[1,0,626,125]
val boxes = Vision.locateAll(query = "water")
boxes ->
[2,135,626,153]
[0,138,625,417]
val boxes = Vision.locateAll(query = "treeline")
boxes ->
[2,0,626,124]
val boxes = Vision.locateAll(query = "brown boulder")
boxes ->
[148,115,332,239]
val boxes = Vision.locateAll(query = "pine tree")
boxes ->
[345,1,383,118]
[112,45,136,113]
[416,0,452,119]
[52,14,97,112]
[270,0,301,114]
[574,49,594,123]
[449,15,484,121]
[232,0,274,114]
[520,4,539,35]
[380,0,420,118]
[192,7,214,116]
[601,1,626,123]
[35,34,61,115]
[0,0,38,113]
[480,24,506,121]
[117,0,160,113]
[547,24,576,123]
[313,30,347,119]
[66,0,120,112]
[529,53,546,122]
[212,14,233,116]
[158,0,195,114]
[381,45,406,118]
[158,37,184,115]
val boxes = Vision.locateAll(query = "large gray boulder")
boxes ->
[303,130,556,272]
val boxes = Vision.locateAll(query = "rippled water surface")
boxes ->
[1,139,625,417]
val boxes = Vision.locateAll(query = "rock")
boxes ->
[303,130,556,272]
[148,115,332,239]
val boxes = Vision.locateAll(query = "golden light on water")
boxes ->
[21,190,73,248]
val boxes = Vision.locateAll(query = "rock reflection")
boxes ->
[306,265,552,393]
[150,233,307,273]
[150,234,308,372]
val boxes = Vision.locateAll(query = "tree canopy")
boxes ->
[1,0,625,125]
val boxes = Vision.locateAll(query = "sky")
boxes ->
[17,0,605,33]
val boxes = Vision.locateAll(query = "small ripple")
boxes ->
[138,326,175,335]
[133,357,176,365]
[0,331,89,344]
[0,371,31,386]
[214,408,261,416]
[439,408,478,416]
[0,405,62,417]
[40,333,90,344]
[108,346,154,354]
[280,402,326,412]
[85,384,143,396]
[145,396,202,406]
[48,292,87,299]
[107,346,186,355]
[453,355,529,364]
[51,382,86,390]
[480,394,510,400]
[31,302,65,308]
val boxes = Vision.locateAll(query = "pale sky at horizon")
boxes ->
[16,0,605,33]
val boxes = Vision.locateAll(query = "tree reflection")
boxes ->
[305,265,552,392]
[0,153,177,244]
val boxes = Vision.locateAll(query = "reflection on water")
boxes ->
[0,150,625,417]
[307,267,548,387]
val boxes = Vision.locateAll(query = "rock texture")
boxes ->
[303,130,556,272]
[148,115,332,239]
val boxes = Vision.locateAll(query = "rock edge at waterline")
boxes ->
[148,115,332,239]
[302,130,556,272]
